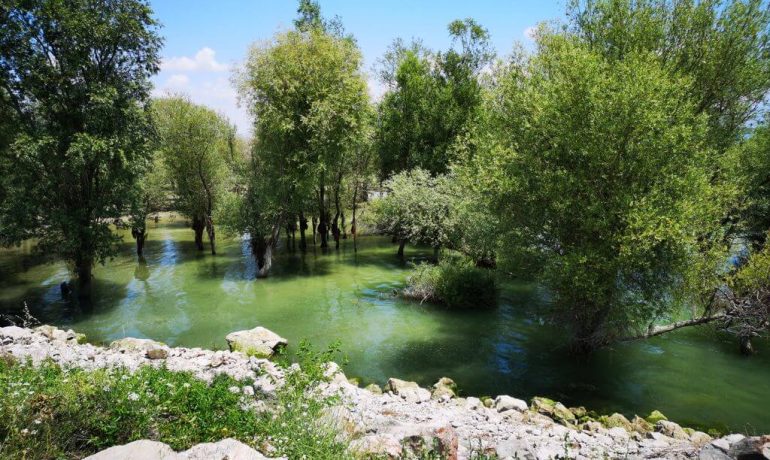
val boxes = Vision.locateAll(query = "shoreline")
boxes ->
[1,325,766,459]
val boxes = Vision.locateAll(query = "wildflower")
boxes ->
[127,392,140,401]
[33,420,41,425]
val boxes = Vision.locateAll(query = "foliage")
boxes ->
[0,355,351,460]
[404,257,498,309]
[485,32,733,348]
[236,15,369,262]
[152,96,234,253]
[0,0,161,287]
[375,19,492,177]
[568,0,770,152]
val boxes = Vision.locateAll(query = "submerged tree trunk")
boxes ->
[341,211,347,239]
[311,215,317,245]
[192,216,205,251]
[318,174,328,248]
[740,336,754,355]
[252,224,282,278]
[397,239,406,258]
[206,218,216,255]
[131,226,147,257]
[299,212,308,252]
[75,259,93,299]
[351,182,358,253]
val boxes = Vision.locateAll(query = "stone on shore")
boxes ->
[432,377,457,400]
[225,327,287,358]
[387,377,431,403]
[494,395,528,413]
[646,409,668,424]
[727,435,770,459]
[85,438,281,460]
[84,440,178,460]
[364,383,383,394]
[531,396,576,425]
[657,420,690,440]
[181,437,276,459]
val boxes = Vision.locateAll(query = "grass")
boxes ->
[0,341,351,460]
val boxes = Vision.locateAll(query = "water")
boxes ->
[1,217,769,434]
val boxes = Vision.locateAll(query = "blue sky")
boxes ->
[149,1,568,136]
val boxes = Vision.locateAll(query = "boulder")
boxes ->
[656,420,690,440]
[84,440,178,460]
[364,383,383,395]
[602,413,633,431]
[432,377,457,400]
[531,397,576,424]
[387,378,431,403]
[495,438,536,460]
[181,438,274,459]
[494,395,528,413]
[689,431,712,446]
[349,434,403,459]
[698,444,732,460]
[0,326,32,341]
[646,410,668,424]
[225,327,287,358]
[146,348,169,360]
[727,435,770,460]
[631,415,654,433]
[569,406,587,419]
[34,325,86,344]
[110,337,167,354]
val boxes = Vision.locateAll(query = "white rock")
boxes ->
[84,440,178,460]
[180,438,275,460]
[225,327,287,358]
[495,395,528,413]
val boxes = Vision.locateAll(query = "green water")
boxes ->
[1,217,769,434]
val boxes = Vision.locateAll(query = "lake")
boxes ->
[1,216,768,434]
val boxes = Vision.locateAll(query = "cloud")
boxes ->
[524,26,537,41]
[161,47,228,72]
[165,74,190,88]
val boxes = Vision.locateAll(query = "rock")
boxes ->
[481,396,494,408]
[603,413,633,431]
[646,410,668,424]
[690,431,712,446]
[110,337,166,353]
[225,327,287,358]
[570,406,587,418]
[464,397,481,410]
[349,434,403,458]
[364,383,383,395]
[180,438,273,459]
[146,348,169,360]
[496,438,536,460]
[631,415,654,433]
[494,395,528,413]
[727,435,770,460]
[387,378,430,403]
[395,424,458,460]
[711,438,731,452]
[582,421,603,432]
[698,444,732,460]
[84,440,178,460]
[0,326,32,341]
[723,433,746,445]
[432,377,457,400]
[531,397,576,425]
[657,420,690,440]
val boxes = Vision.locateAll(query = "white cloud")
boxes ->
[524,26,537,41]
[161,47,228,72]
[166,74,190,88]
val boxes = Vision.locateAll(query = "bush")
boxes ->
[0,351,351,459]
[404,258,498,309]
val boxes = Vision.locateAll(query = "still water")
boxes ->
[1,217,769,434]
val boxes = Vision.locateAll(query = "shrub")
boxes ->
[404,258,498,309]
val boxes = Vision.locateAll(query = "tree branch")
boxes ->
[620,314,726,342]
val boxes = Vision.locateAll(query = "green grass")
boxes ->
[0,343,351,460]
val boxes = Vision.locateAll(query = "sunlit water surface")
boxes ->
[1,217,769,433]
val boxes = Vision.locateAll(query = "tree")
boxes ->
[0,0,161,295]
[376,19,492,177]
[236,10,368,272]
[129,155,167,257]
[485,33,733,350]
[152,97,233,255]
[568,0,770,153]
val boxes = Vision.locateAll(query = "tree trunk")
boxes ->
[205,218,216,255]
[740,336,754,355]
[433,246,440,262]
[318,176,328,248]
[252,224,281,278]
[299,212,308,252]
[351,182,358,253]
[620,314,726,342]
[132,227,147,257]
[397,239,406,258]
[75,260,93,299]
[311,215,317,245]
[341,211,347,239]
[192,216,205,251]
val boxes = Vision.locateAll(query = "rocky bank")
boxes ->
[1,325,768,460]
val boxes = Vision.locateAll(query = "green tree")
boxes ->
[129,155,168,257]
[486,33,732,350]
[236,13,368,272]
[152,96,234,255]
[0,0,161,295]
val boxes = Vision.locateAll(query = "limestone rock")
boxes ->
[147,348,169,360]
[180,438,273,459]
[657,420,690,440]
[84,440,178,460]
[631,415,654,433]
[531,397,576,424]
[0,326,32,341]
[432,377,457,400]
[698,444,732,460]
[496,438,536,460]
[495,395,528,413]
[225,327,287,358]
[689,431,712,446]
[727,435,770,460]
[603,413,633,431]
[387,378,431,403]
[364,383,383,395]
[349,434,402,458]
[110,337,166,353]
[646,410,668,424]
